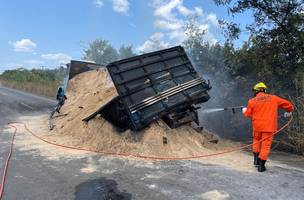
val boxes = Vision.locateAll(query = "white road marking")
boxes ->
[20,102,34,110]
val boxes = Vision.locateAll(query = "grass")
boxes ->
[0,79,60,98]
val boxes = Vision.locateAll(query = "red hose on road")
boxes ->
[0,124,17,200]
[0,117,293,199]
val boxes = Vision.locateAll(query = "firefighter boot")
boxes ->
[253,153,260,167]
[258,160,267,172]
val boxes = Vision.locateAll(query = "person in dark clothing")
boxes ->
[55,87,67,113]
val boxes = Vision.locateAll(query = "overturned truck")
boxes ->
[84,46,211,131]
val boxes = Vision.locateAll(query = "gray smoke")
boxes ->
[196,67,253,141]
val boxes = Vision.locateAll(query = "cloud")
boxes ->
[299,4,304,13]
[199,24,209,32]
[153,0,203,19]
[148,0,219,46]
[178,5,203,16]
[94,0,104,8]
[150,32,165,41]
[41,53,72,64]
[154,0,181,20]
[112,0,130,15]
[137,32,169,53]
[10,39,37,52]
[168,30,186,44]
[154,20,182,30]
[24,60,45,66]
[177,5,193,16]
[194,7,203,16]
[93,0,130,14]
[206,13,219,27]
[209,38,218,45]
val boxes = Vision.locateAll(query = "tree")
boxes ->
[183,15,226,75]
[214,0,304,74]
[119,45,136,59]
[214,0,304,152]
[183,15,207,50]
[83,39,118,65]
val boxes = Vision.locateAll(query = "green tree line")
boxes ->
[0,67,66,97]
[184,0,303,153]
[82,41,136,65]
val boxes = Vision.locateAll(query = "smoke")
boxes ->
[199,72,253,141]
[188,55,255,141]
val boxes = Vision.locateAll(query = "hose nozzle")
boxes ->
[223,106,244,114]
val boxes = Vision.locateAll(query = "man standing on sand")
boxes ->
[242,82,294,172]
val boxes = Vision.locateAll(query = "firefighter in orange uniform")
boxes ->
[242,82,294,172]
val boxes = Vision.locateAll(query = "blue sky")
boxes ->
[0,0,253,72]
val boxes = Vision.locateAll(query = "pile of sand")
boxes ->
[49,69,227,157]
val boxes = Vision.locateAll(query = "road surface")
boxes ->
[0,86,304,200]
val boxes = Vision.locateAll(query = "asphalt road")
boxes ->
[0,86,304,200]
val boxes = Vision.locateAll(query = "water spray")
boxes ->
[202,106,245,114]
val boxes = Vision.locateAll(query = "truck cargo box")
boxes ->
[84,46,211,131]
[67,60,104,80]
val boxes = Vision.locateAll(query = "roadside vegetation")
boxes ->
[0,67,66,98]
[191,0,303,153]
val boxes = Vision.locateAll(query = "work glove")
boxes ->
[284,112,292,118]
[242,107,247,114]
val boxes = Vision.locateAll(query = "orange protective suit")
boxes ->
[244,92,294,160]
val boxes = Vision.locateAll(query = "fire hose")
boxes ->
[0,116,293,199]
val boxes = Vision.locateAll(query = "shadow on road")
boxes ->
[74,177,132,200]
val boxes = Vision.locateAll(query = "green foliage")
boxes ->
[218,0,304,66]
[216,0,304,93]
[83,39,136,65]
[0,67,65,97]
[183,15,228,76]
[184,2,304,152]
[221,0,304,152]
[183,15,207,50]
[0,67,65,83]
[83,39,119,65]
[119,45,137,59]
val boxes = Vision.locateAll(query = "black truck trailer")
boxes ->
[84,46,211,131]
